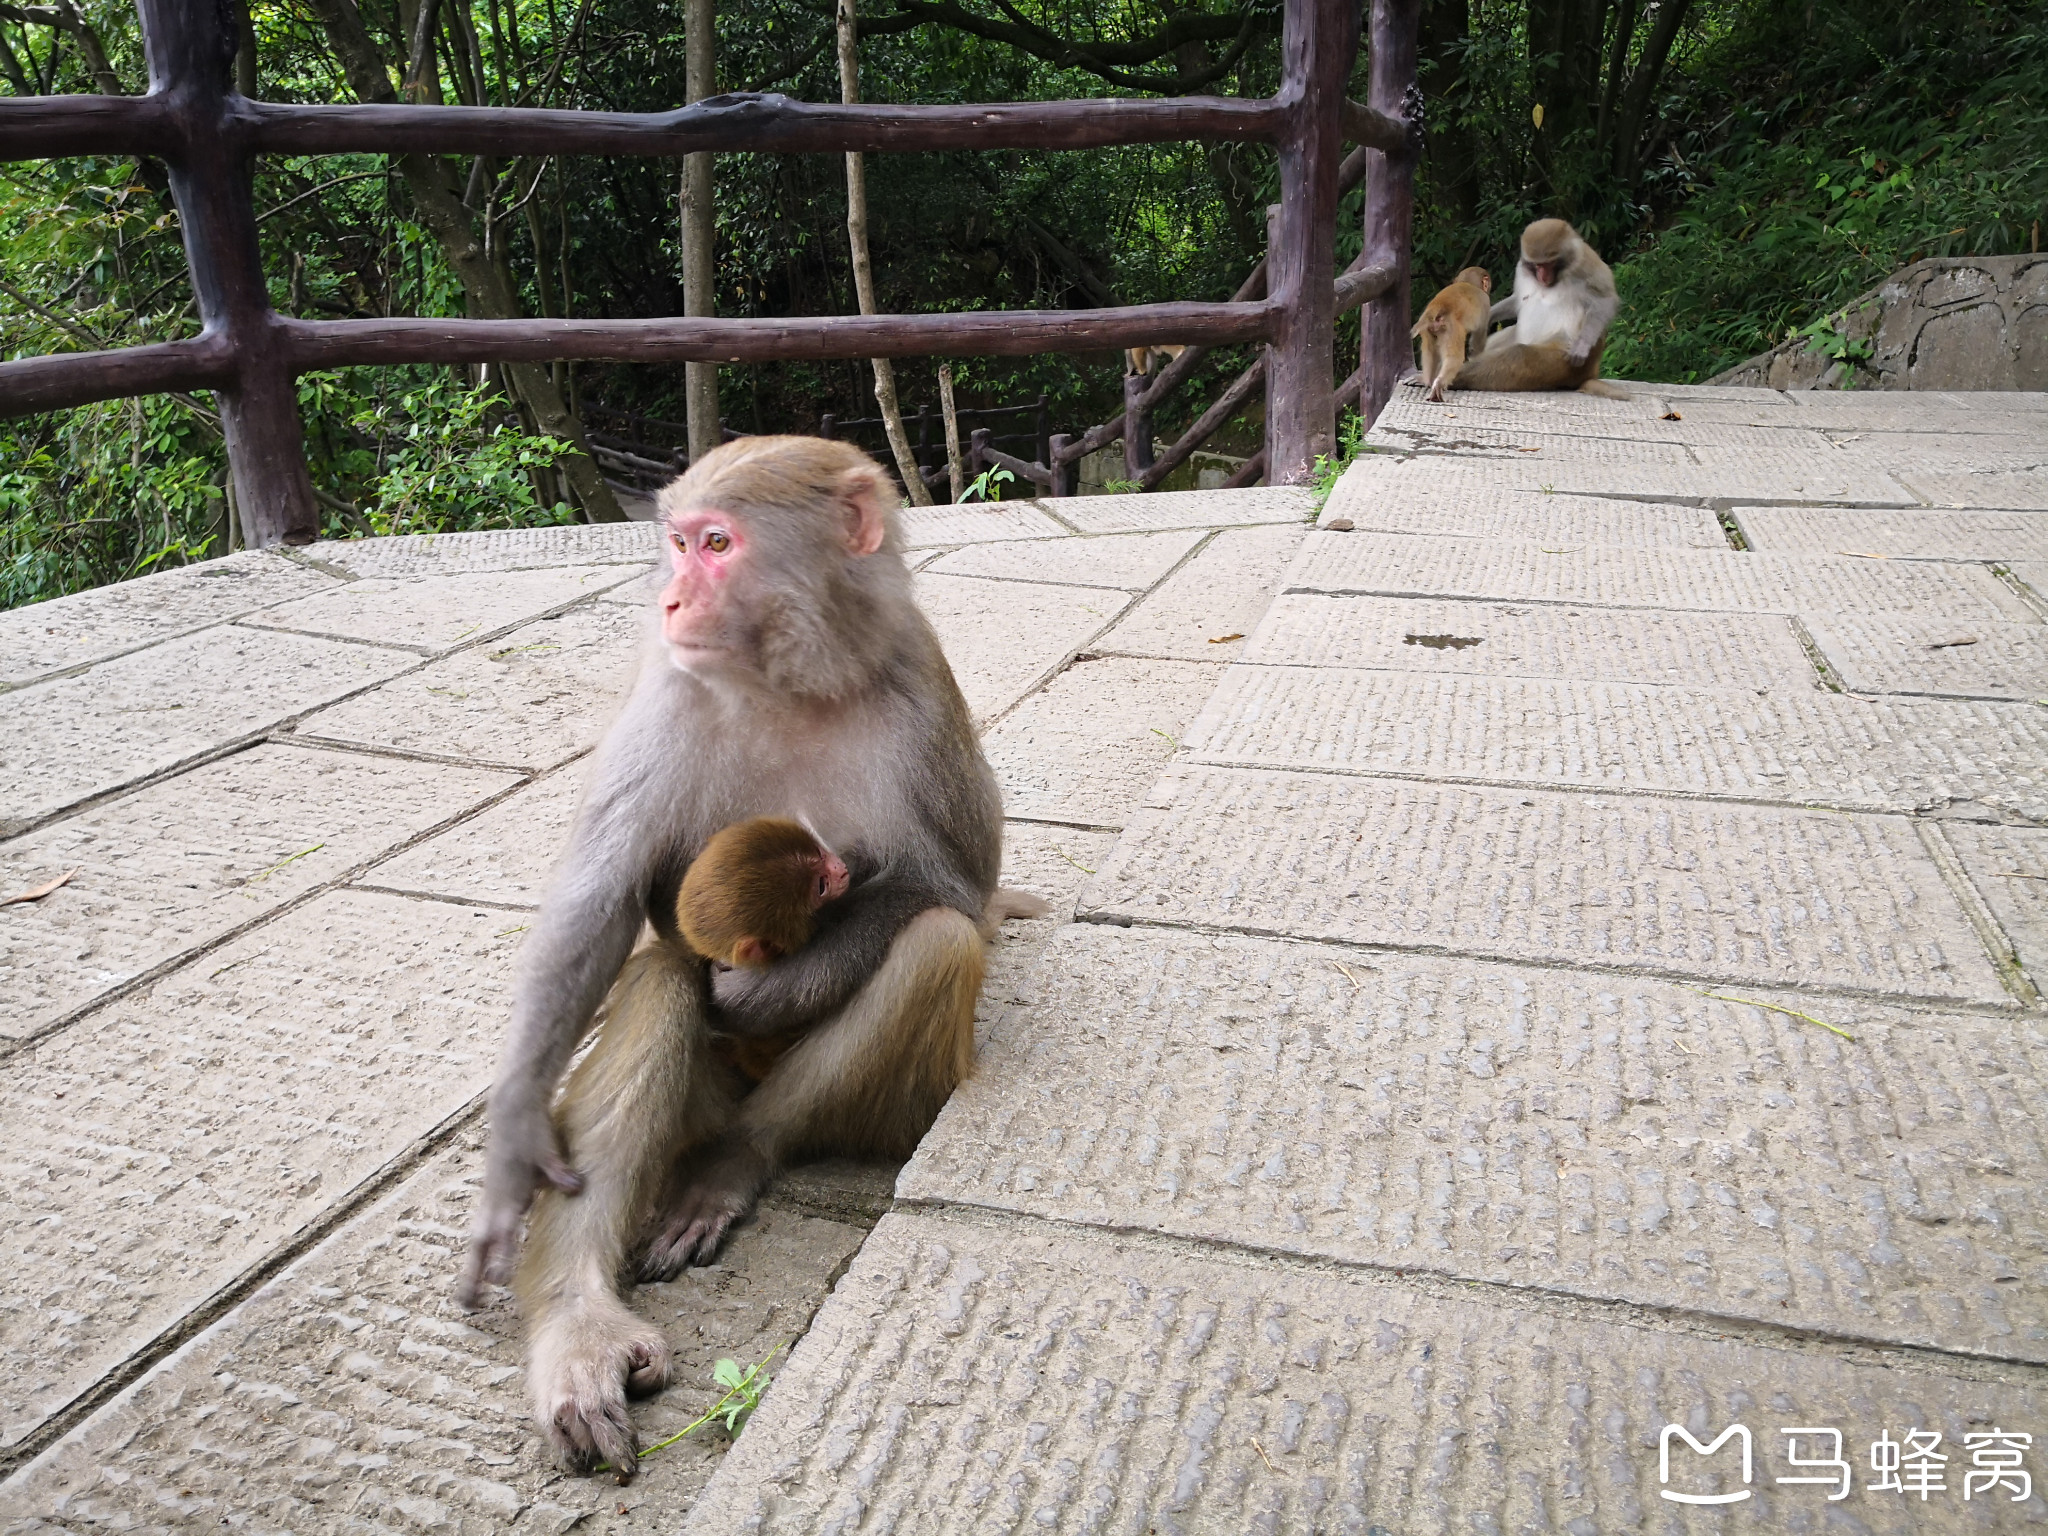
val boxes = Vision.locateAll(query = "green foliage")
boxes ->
[958,464,1016,503]
[1309,409,1365,509]
[598,1345,784,1473]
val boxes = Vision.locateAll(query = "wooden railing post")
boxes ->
[1047,433,1075,497]
[1359,0,1421,428]
[1122,370,1154,482]
[135,0,319,547]
[1264,0,1354,484]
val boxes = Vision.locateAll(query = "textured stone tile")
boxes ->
[1735,506,2048,561]
[364,764,583,908]
[2014,563,2048,605]
[0,891,519,1454]
[1038,486,1315,534]
[982,656,1224,829]
[290,605,643,770]
[0,1125,870,1535]
[594,562,666,606]
[1901,468,2048,510]
[1788,392,2048,432]
[1376,381,1790,432]
[1086,766,2009,1004]
[0,553,338,688]
[923,528,1205,588]
[1316,484,1727,546]
[1188,666,2048,823]
[906,925,2048,1359]
[981,823,1123,1043]
[914,575,1128,724]
[1289,529,2035,620]
[1824,431,2048,474]
[1095,525,1308,662]
[0,628,416,834]
[0,745,519,1042]
[240,565,640,653]
[301,522,661,576]
[1245,593,1814,687]
[693,1209,2048,1533]
[899,503,1068,548]
[1804,613,2048,701]
[1369,417,1835,455]
[1944,822,2048,986]
[1331,443,1917,504]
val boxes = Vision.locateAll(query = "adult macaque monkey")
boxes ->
[1410,266,1492,401]
[1456,217,1628,396]
[457,436,1002,1478]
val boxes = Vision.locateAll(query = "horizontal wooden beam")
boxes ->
[1340,99,1408,155]
[249,91,1286,159]
[282,301,1280,368]
[0,335,235,418]
[1334,258,1397,314]
[0,94,174,160]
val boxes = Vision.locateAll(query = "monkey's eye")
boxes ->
[815,874,829,896]
[703,529,731,554]
[669,528,687,552]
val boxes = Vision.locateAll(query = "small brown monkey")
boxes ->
[1410,266,1492,401]
[678,818,851,969]
[1456,218,1628,396]
[1126,343,1188,375]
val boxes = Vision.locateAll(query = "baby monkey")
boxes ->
[678,818,850,969]
[1411,266,1492,401]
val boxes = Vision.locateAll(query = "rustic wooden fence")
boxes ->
[0,0,1420,548]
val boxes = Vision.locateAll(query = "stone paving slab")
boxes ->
[1901,469,2048,510]
[1036,486,1314,534]
[1734,507,2048,562]
[1376,383,1787,431]
[0,553,338,689]
[1374,416,1839,454]
[899,503,1069,548]
[1317,486,1728,546]
[923,528,1206,589]
[289,604,642,771]
[2014,564,2048,607]
[913,576,1129,724]
[1289,527,2035,619]
[299,522,660,577]
[692,1208,2048,1533]
[1083,765,2010,1004]
[1093,525,1308,663]
[365,764,583,909]
[0,889,517,1456]
[0,1126,872,1535]
[904,924,2048,1360]
[1789,391,2048,430]
[0,626,418,835]
[1825,432,2048,474]
[240,565,641,653]
[593,563,664,606]
[0,744,519,1042]
[1186,665,2048,823]
[1804,613,2048,701]
[1330,447,1920,507]
[1944,822,2048,988]
[1244,593,1815,687]
[981,656,1224,829]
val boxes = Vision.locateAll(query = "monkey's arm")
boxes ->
[1565,289,1620,367]
[709,857,972,1034]
[1488,293,1520,327]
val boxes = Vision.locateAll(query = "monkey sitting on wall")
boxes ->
[1455,217,1628,397]
[678,817,851,970]
[1410,266,1492,401]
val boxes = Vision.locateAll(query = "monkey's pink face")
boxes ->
[660,508,748,663]
[1525,257,1560,286]
[809,848,851,908]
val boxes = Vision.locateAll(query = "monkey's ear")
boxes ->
[732,936,778,967]
[839,465,892,557]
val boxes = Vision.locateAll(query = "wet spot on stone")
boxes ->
[1403,633,1483,650]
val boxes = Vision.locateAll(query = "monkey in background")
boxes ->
[1410,266,1492,401]
[678,817,851,970]
[1456,218,1628,397]
[1126,343,1187,375]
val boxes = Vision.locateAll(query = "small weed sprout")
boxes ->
[958,465,1016,503]
[1310,410,1366,509]
[596,1343,786,1474]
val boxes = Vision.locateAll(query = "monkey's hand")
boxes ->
[1565,335,1596,368]
[710,877,947,1035]
[457,1095,584,1309]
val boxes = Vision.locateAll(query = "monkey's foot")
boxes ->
[639,1141,773,1280]
[528,1304,672,1481]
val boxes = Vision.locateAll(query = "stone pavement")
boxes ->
[2,385,2045,1531]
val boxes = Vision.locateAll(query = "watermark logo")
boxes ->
[1659,1423,1753,1505]
[1655,1423,2032,1506]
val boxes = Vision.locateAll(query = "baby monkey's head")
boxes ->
[677,817,851,968]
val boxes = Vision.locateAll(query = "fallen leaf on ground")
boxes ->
[1928,636,1979,649]
[1660,410,1683,421]
[1,868,77,906]
[1836,550,1891,559]
[1207,632,1244,643]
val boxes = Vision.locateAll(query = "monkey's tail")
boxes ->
[1577,378,1632,399]
[979,887,1053,939]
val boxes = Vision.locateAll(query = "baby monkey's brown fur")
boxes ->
[678,818,850,970]
[1411,266,1492,401]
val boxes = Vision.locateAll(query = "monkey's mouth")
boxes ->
[1533,263,1557,285]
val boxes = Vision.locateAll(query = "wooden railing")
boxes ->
[0,0,1420,547]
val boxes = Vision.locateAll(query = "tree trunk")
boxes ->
[836,0,931,505]
[937,362,965,501]
[682,0,719,464]
[301,0,626,522]
[1613,0,1694,185]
